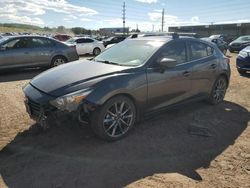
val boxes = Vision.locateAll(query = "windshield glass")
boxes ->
[94,39,164,66]
[0,37,9,44]
[235,36,250,42]
[65,38,75,44]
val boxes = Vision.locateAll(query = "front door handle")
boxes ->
[183,71,191,77]
[210,64,217,69]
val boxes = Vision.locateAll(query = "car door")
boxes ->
[83,38,95,53]
[27,37,55,66]
[75,38,86,55]
[0,37,32,69]
[146,40,192,112]
[187,40,218,96]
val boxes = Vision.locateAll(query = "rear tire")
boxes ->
[93,47,101,56]
[91,96,136,141]
[208,76,228,105]
[51,56,67,67]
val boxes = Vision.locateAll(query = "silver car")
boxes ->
[0,36,79,70]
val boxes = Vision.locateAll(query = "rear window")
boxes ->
[190,42,213,60]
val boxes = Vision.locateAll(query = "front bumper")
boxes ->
[23,83,96,124]
[23,83,58,121]
[236,56,250,71]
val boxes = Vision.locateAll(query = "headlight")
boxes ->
[50,88,92,112]
[239,51,249,58]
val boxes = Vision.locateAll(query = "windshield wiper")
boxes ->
[94,59,121,66]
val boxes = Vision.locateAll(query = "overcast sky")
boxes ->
[0,0,250,31]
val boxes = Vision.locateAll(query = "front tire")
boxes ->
[237,69,246,75]
[208,76,228,105]
[91,96,136,141]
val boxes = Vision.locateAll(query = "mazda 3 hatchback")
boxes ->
[23,35,230,141]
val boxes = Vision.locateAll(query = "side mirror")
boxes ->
[158,57,177,68]
[0,46,6,51]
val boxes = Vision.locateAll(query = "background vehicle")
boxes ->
[228,35,250,52]
[202,37,228,54]
[65,37,105,56]
[23,35,230,141]
[236,46,250,74]
[0,36,79,70]
[102,36,126,47]
[53,34,71,42]
[209,34,233,44]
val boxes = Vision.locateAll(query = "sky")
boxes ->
[0,0,250,31]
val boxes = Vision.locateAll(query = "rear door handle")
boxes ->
[210,64,217,69]
[183,71,191,77]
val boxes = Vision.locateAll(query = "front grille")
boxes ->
[27,98,42,117]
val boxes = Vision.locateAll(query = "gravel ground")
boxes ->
[0,53,249,188]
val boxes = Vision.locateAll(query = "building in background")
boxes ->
[99,27,129,36]
[169,22,250,39]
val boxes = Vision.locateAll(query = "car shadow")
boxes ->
[0,101,249,188]
[240,72,250,78]
[0,68,43,82]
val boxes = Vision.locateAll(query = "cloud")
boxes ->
[135,0,158,4]
[0,14,44,25]
[0,0,98,26]
[81,18,92,22]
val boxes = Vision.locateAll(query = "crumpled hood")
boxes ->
[30,60,131,96]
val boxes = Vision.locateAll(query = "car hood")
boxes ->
[241,46,250,52]
[30,60,132,97]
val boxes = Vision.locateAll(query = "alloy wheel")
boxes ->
[212,78,227,103]
[53,58,65,66]
[103,101,134,138]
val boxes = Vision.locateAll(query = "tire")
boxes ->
[237,69,246,75]
[51,56,67,67]
[208,76,228,105]
[93,47,101,56]
[91,96,136,141]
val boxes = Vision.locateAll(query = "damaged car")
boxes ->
[23,35,230,141]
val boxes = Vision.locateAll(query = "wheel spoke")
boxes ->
[123,114,133,119]
[106,121,116,132]
[120,102,125,113]
[114,103,118,114]
[120,119,129,127]
[107,110,116,117]
[103,118,113,124]
[111,124,118,136]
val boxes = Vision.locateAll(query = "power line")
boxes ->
[162,8,164,32]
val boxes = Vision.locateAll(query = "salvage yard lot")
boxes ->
[0,53,249,188]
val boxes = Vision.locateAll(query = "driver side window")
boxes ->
[157,41,187,65]
[3,38,28,50]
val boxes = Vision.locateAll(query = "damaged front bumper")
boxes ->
[23,84,98,126]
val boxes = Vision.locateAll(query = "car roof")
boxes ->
[128,35,201,42]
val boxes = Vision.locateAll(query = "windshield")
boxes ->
[94,39,164,66]
[0,37,9,44]
[235,36,250,42]
[65,38,76,44]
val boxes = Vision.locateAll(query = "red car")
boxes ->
[53,34,71,42]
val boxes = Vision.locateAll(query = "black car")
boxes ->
[102,36,126,47]
[23,36,230,141]
[228,35,250,52]
[202,37,228,54]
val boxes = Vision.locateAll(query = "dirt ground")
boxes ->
[0,53,249,188]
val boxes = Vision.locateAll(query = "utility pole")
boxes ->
[136,24,138,32]
[161,8,164,32]
[122,2,126,36]
[152,24,154,32]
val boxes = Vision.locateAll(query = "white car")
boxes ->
[65,37,105,56]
